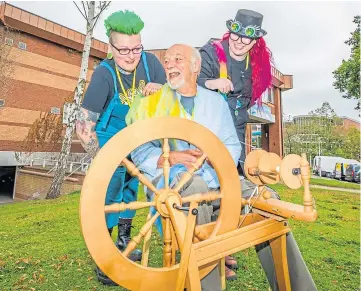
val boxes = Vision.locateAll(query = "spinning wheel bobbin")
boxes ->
[279,154,303,189]
[245,150,304,190]
[244,149,268,185]
[258,152,282,185]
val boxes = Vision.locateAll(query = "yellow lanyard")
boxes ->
[172,90,196,120]
[180,104,195,120]
[115,65,137,106]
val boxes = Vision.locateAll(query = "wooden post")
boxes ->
[269,234,291,291]
[300,153,313,212]
[219,257,226,290]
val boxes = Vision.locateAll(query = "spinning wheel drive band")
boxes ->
[80,117,241,291]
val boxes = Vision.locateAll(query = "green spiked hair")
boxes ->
[104,10,144,37]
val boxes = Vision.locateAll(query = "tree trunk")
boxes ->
[46,1,96,199]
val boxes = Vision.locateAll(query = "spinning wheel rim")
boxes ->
[80,117,241,290]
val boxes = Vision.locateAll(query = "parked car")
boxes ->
[355,170,360,183]
[345,164,361,183]
[334,159,360,180]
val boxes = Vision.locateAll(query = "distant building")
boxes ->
[292,115,360,133]
[284,114,360,157]
[339,116,360,131]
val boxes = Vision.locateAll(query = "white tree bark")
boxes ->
[47,1,96,199]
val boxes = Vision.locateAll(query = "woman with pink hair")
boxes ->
[198,9,272,176]
[198,10,317,291]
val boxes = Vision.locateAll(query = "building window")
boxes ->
[4,37,13,46]
[67,48,76,57]
[18,42,27,50]
[50,107,61,115]
[251,124,262,149]
[262,88,274,104]
[0,99,5,107]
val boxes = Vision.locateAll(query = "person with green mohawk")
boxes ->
[76,10,166,285]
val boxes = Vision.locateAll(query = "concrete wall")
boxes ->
[14,167,84,201]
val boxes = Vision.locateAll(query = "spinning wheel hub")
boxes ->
[155,190,182,218]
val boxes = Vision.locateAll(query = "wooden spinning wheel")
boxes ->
[80,117,318,291]
[80,117,241,291]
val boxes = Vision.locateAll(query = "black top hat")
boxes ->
[226,9,267,39]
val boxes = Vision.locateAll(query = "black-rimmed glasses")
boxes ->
[110,42,143,55]
[230,33,253,45]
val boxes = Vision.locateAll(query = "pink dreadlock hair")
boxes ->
[222,32,272,106]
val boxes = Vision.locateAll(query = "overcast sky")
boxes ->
[10,1,361,120]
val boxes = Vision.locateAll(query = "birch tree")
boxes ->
[47,1,110,199]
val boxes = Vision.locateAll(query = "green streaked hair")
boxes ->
[104,10,144,37]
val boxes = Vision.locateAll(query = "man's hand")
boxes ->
[142,82,162,96]
[205,78,234,94]
[157,149,204,170]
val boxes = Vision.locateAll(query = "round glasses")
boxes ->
[229,33,253,45]
[110,42,143,55]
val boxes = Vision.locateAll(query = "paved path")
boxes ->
[310,184,360,194]
[0,195,14,204]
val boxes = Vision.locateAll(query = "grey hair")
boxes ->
[191,48,202,65]
[190,48,201,75]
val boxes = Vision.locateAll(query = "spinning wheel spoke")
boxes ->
[182,191,223,204]
[141,212,153,267]
[163,217,172,267]
[122,158,161,196]
[162,138,171,190]
[123,212,161,258]
[104,201,155,213]
[173,154,207,192]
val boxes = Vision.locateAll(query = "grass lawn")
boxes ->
[0,185,359,291]
[310,177,360,190]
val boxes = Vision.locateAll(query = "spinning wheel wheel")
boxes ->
[80,117,241,291]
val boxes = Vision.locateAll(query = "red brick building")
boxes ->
[0,2,293,157]
[340,116,360,131]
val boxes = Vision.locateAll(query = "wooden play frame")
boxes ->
[80,117,317,291]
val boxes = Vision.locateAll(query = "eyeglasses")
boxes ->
[230,33,253,45]
[110,42,143,55]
